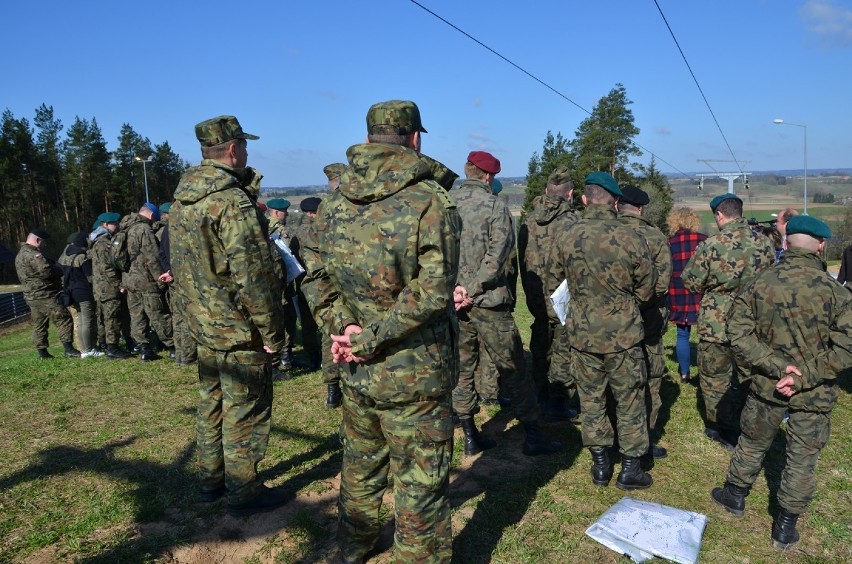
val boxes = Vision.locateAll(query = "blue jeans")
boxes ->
[676,324,692,376]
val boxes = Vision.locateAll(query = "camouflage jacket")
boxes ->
[123,212,165,293]
[452,178,514,309]
[558,204,655,353]
[681,217,775,343]
[519,194,578,321]
[728,249,852,412]
[89,230,123,301]
[619,213,673,342]
[301,142,460,403]
[14,242,63,301]
[170,159,285,352]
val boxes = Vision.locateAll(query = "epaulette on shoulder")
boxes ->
[419,179,456,211]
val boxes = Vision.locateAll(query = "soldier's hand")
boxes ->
[263,345,278,355]
[776,365,802,397]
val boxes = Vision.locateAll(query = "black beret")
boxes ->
[620,185,650,207]
[30,227,50,240]
[300,197,322,213]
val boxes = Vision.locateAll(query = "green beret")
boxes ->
[786,215,831,239]
[366,100,427,135]
[92,219,101,231]
[709,193,742,213]
[98,212,121,223]
[323,163,346,181]
[491,179,503,195]
[584,171,622,197]
[195,115,259,148]
[548,165,572,186]
[159,202,172,214]
[620,185,650,207]
[267,198,291,211]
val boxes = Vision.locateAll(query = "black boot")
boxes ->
[226,485,291,518]
[590,447,613,486]
[38,348,55,360]
[139,344,160,362]
[649,443,668,459]
[522,422,561,456]
[279,348,293,371]
[711,483,749,516]
[460,417,496,456]
[771,508,800,550]
[326,383,342,409]
[545,395,579,423]
[616,456,653,490]
[63,342,81,358]
[106,344,131,360]
[704,425,736,451]
[98,339,107,351]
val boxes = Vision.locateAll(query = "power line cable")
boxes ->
[408,0,693,178]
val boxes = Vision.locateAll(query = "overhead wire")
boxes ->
[408,0,693,178]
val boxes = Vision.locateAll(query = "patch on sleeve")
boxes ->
[238,198,254,211]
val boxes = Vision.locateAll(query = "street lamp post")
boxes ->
[134,156,153,204]
[773,118,808,215]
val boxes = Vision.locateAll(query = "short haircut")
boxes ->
[201,139,238,160]
[715,198,743,218]
[778,208,798,225]
[667,207,700,235]
[367,133,410,146]
[583,183,616,205]
[547,181,573,199]
[464,161,488,182]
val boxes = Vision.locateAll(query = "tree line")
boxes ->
[0,104,189,257]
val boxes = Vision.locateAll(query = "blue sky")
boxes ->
[3,0,851,186]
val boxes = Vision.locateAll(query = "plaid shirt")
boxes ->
[667,229,706,324]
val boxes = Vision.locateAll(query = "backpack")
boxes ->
[110,230,131,273]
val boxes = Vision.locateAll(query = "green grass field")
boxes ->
[0,289,849,562]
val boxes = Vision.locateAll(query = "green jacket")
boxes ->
[90,230,122,301]
[728,248,852,412]
[123,212,165,293]
[301,142,460,403]
[557,204,655,353]
[170,159,285,352]
[14,242,62,301]
[681,217,775,343]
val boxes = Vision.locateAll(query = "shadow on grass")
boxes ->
[450,408,583,562]
[0,422,342,562]
[653,377,681,444]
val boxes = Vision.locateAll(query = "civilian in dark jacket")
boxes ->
[666,208,706,382]
[58,232,104,358]
[838,243,852,290]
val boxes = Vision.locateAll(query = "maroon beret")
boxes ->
[256,202,268,212]
[467,151,501,174]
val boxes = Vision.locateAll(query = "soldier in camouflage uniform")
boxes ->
[300,100,457,563]
[452,150,561,458]
[123,203,174,361]
[170,115,289,517]
[89,212,131,359]
[266,197,302,371]
[14,228,78,359]
[155,209,197,366]
[555,172,656,489]
[711,215,852,550]
[682,193,775,449]
[521,165,579,421]
[618,186,672,459]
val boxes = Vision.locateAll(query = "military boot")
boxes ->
[139,344,161,362]
[326,383,342,409]
[63,342,81,358]
[460,417,496,456]
[279,348,293,371]
[106,344,130,360]
[771,508,800,550]
[38,348,55,360]
[545,394,579,423]
[590,447,613,486]
[711,483,749,516]
[522,422,561,456]
[615,456,653,490]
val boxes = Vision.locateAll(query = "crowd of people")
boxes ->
[14,101,851,562]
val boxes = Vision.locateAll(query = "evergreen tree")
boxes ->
[0,111,39,243]
[150,141,190,204]
[33,104,64,214]
[523,131,573,212]
[636,157,674,232]
[113,123,153,212]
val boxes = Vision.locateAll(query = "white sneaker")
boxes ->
[81,348,105,359]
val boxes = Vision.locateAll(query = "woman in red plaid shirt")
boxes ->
[667,208,707,382]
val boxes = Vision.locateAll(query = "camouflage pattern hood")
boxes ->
[173,160,253,205]
[339,143,433,204]
[532,194,574,226]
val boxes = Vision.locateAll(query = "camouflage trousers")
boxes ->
[97,298,123,346]
[169,291,197,363]
[643,339,666,431]
[339,389,452,563]
[549,322,577,399]
[726,393,832,514]
[321,332,340,384]
[453,306,540,423]
[473,344,500,402]
[127,290,174,348]
[95,300,105,345]
[25,297,73,349]
[196,344,273,504]
[280,294,297,352]
[573,346,649,457]
[698,340,749,431]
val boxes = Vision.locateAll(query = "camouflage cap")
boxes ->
[786,215,831,239]
[195,115,259,147]
[323,163,346,180]
[620,185,650,207]
[366,100,427,135]
[267,198,291,211]
[159,202,172,214]
[709,193,742,214]
[547,165,572,186]
[584,171,622,197]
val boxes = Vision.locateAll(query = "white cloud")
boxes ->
[801,0,852,47]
